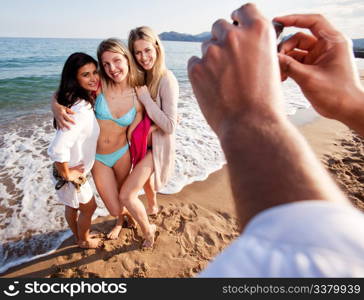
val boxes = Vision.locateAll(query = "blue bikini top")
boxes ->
[95,91,136,127]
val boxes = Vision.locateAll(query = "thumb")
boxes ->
[278,53,311,85]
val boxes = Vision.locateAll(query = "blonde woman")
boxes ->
[122,26,179,232]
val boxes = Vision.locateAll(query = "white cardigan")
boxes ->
[137,70,179,191]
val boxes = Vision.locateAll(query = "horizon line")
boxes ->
[0,36,123,40]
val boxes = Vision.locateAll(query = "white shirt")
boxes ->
[48,100,99,174]
[199,201,364,277]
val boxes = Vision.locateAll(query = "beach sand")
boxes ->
[1,72,364,278]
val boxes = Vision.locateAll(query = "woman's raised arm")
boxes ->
[51,92,76,130]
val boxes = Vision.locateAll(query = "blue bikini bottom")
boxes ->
[95,144,129,168]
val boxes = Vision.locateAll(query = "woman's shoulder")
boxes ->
[160,69,178,88]
[162,69,177,80]
[71,99,93,114]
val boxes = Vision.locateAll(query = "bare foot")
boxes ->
[147,205,159,216]
[142,224,157,248]
[74,232,102,244]
[78,238,103,249]
[107,225,122,240]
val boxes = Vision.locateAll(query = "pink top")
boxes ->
[130,113,151,168]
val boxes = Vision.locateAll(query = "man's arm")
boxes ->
[188,3,349,230]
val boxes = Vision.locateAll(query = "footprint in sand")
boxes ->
[324,132,364,211]
[154,202,239,262]
[132,261,149,278]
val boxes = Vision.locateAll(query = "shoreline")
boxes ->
[1,71,363,278]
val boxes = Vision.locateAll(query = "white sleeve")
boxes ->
[199,201,364,277]
[47,110,84,162]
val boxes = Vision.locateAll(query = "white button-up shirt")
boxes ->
[48,100,100,174]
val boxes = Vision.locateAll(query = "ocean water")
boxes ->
[0,37,362,274]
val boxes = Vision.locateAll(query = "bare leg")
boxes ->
[142,224,157,248]
[108,152,136,237]
[77,197,102,249]
[92,157,130,239]
[144,131,158,215]
[92,160,125,216]
[144,175,158,215]
[119,151,156,248]
[65,206,79,243]
[107,214,124,239]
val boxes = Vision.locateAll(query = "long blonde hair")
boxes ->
[97,38,143,87]
[128,26,166,100]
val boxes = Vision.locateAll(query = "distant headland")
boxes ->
[158,31,364,58]
[159,31,211,42]
[353,39,364,58]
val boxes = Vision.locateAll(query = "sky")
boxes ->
[0,0,363,39]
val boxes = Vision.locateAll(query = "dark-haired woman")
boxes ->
[48,52,102,249]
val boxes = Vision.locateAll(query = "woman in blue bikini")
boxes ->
[52,39,156,247]
[93,38,156,245]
